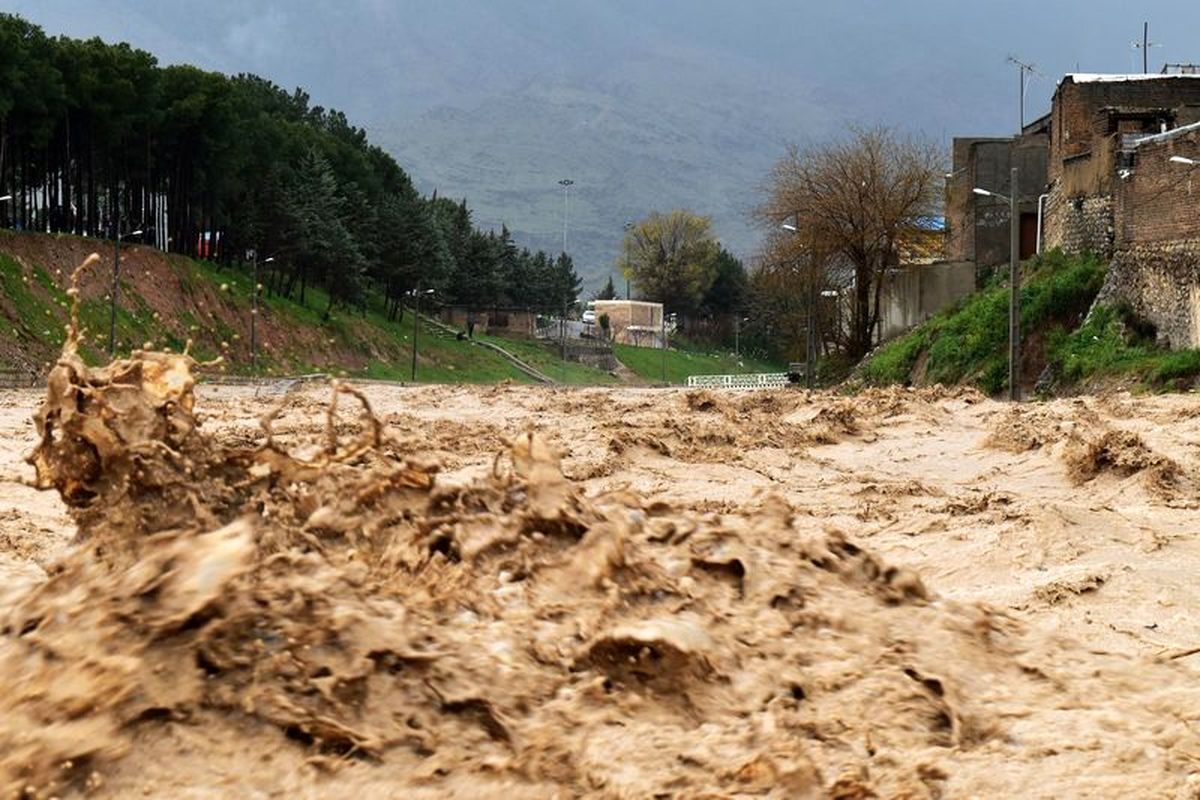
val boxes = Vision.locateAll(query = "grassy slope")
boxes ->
[1045,304,1200,392]
[614,341,784,385]
[0,232,539,384]
[475,332,618,385]
[858,249,1200,395]
[0,231,618,386]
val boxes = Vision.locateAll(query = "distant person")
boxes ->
[466,311,476,340]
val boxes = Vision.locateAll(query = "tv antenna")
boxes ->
[1007,56,1043,132]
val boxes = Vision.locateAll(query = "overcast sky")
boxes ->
[10,1,1200,273]
[12,1,1200,140]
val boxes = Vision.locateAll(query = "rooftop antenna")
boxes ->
[1132,22,1161,74]
[1007,55,1043,132]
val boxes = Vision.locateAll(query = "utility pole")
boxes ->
[1144,21,1149,73]
[1132,23,1160,75]
[558,179,574,254]
[1008,166,1020,401]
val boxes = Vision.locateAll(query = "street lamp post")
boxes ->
[558,179,574,254]
[661,311,667,385]
[108,220,144,356]
[410,285,434,382]
[250,253,274,374]
[973,165,1020,401]
[782,218,819,388]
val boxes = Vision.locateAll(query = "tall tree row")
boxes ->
[0,13,580,315]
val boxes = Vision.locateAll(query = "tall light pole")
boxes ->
[973,166,1021,401]
[661,310,667,384]
[108,223,144,356]
[782,218,819,388]
[558,179,574,254]
[410,285,434,382]
[250,253,274,374]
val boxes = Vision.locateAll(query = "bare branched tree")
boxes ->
[757,127,944,358]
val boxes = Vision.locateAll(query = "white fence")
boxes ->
[686,373,790,390]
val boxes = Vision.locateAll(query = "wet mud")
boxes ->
[3,258,1200,797]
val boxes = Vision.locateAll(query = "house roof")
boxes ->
[1061,73,1200,85]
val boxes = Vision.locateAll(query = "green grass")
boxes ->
[613,341,784,385]
[1046,304,1200,391]
[174,260,542,383]
[477,332,618,385]
[0,234,782,387]
[860,249,1107,394]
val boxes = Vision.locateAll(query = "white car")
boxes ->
[581,310,597,325]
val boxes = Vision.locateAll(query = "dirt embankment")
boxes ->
[0,230,413,376]
[4,261,1200,797]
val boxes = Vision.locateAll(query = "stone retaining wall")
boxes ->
[1043,192,1114,258]
[1100,239,1200,349]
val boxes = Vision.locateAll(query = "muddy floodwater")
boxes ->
[3,321,1200,797]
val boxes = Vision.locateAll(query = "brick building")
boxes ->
[1043,74,1200,256]
[1101,123,1200,347]
[945,114,1049,278]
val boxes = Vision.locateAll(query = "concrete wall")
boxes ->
[878,261,976,341]
[439,307,537,336]
[592,300,664,347]
[945,131,1048,271]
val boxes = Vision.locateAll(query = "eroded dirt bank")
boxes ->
[2,326,1200,796]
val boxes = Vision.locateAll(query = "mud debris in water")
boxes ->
[3,258,1200,797]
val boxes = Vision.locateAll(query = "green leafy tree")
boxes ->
[701,247,748,315]
[619,210,721,313]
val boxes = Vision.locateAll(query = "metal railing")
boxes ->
[686,373,790,390]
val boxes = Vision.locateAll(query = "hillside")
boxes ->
[856,250,1200,396]
[0,230,554,384]
[0,230,781,386]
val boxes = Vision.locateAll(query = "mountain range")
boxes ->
[11,0,1200,288]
